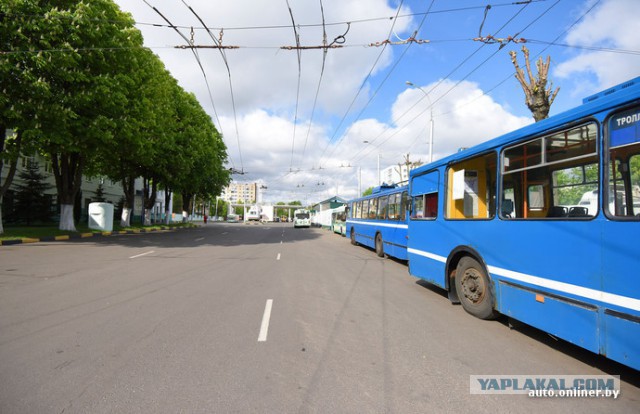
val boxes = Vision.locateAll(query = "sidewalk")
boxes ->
[0,224,197,246]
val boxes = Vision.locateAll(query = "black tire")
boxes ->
[350,229,357,245]
[375,233,384,257]
[455,256,498,320]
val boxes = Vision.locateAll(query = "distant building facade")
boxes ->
[221,182,258,204]
[1,151,168,225]
[380,164,410,186]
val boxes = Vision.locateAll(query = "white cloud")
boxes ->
[119,0,412,118]
[114,1,536,204]
[389,79,532,161]
[554,0,640,89]
[250,80,532,203]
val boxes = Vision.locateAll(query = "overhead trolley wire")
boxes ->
[140,0,236,169]
[128,1,547,32]
[285,0,303,172]
[299,0,329,166]
[349,0,541,169]
[437,0,605,120]
[336,1,435,167]
[315,0,407,170]
[308,0,435,193]
[180,0,245,174]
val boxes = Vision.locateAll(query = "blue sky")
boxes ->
[114,0,639,203]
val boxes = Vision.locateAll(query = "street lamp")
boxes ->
[406,81,434,163]
[363,140,381,186]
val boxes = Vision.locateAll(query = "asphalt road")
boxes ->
[0,223,638,413]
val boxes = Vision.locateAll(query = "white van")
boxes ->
[246,206,261,221]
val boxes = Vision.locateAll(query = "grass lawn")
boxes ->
[0,222,197,241]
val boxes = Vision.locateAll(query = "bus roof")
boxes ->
[410,76,640,178]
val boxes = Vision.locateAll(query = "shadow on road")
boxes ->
[13,222,324,249]
[413,278,639,383]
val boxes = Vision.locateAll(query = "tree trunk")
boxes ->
[164,188,172,225]
[0,129,22,234]
[509,45,559,122]
[144,208,152,226]
[59,204,76,231]
[50,151,84,232]
[182,192,193,223]
[143,178,157,226]
[120,176,135,227]
[121,208,132,228]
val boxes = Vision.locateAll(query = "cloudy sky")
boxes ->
[114,0,639,204]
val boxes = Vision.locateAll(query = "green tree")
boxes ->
[553,164,598,205]
[89,47,178,227]
[362,187,374,196]
[0,0,54,233]
[93,182,107,202]
[9,159,54,225]
[1,1,147,231]
[172,90,229,221]
[0,131,22,233]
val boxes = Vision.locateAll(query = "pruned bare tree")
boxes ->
[509,45,560,122]
[395,153,422,185]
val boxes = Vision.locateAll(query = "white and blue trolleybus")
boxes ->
[406,77,640,370]
[293,209,311,228]
[346,184,409,260]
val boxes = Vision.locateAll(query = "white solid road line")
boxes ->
[129,250,155,259]
[277,253,281,260]
[258,299,273,342]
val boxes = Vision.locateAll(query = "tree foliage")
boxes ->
[7,159,54,225]
[0,0,230,232]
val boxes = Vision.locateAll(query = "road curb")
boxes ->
[0,224,197,247]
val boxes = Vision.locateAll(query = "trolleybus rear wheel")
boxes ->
[455,256,498,320]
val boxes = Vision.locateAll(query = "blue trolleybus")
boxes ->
[346,184,409,260]
[407,77,640,370]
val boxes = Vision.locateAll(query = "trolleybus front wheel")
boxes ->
[375,233,385,257]
[455,256,498,320]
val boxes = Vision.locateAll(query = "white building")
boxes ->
[1,153,169,224]
[380,164,410,186]
[220,182,259,204]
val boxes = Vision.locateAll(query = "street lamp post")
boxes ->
[363,140,382,187]
[406,81,434,163]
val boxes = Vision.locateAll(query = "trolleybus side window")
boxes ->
[446,152,497,219]
[412,194,424,218]
[501,122,599,219]
[377,195,389,220]
[411,193,438,219]
[400,191,409,221]
[391,194,398,219]
[387,194,399,220]
[607,105,640,219]
[368,198,378,219]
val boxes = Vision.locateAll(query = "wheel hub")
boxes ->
[461,269,484,303]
